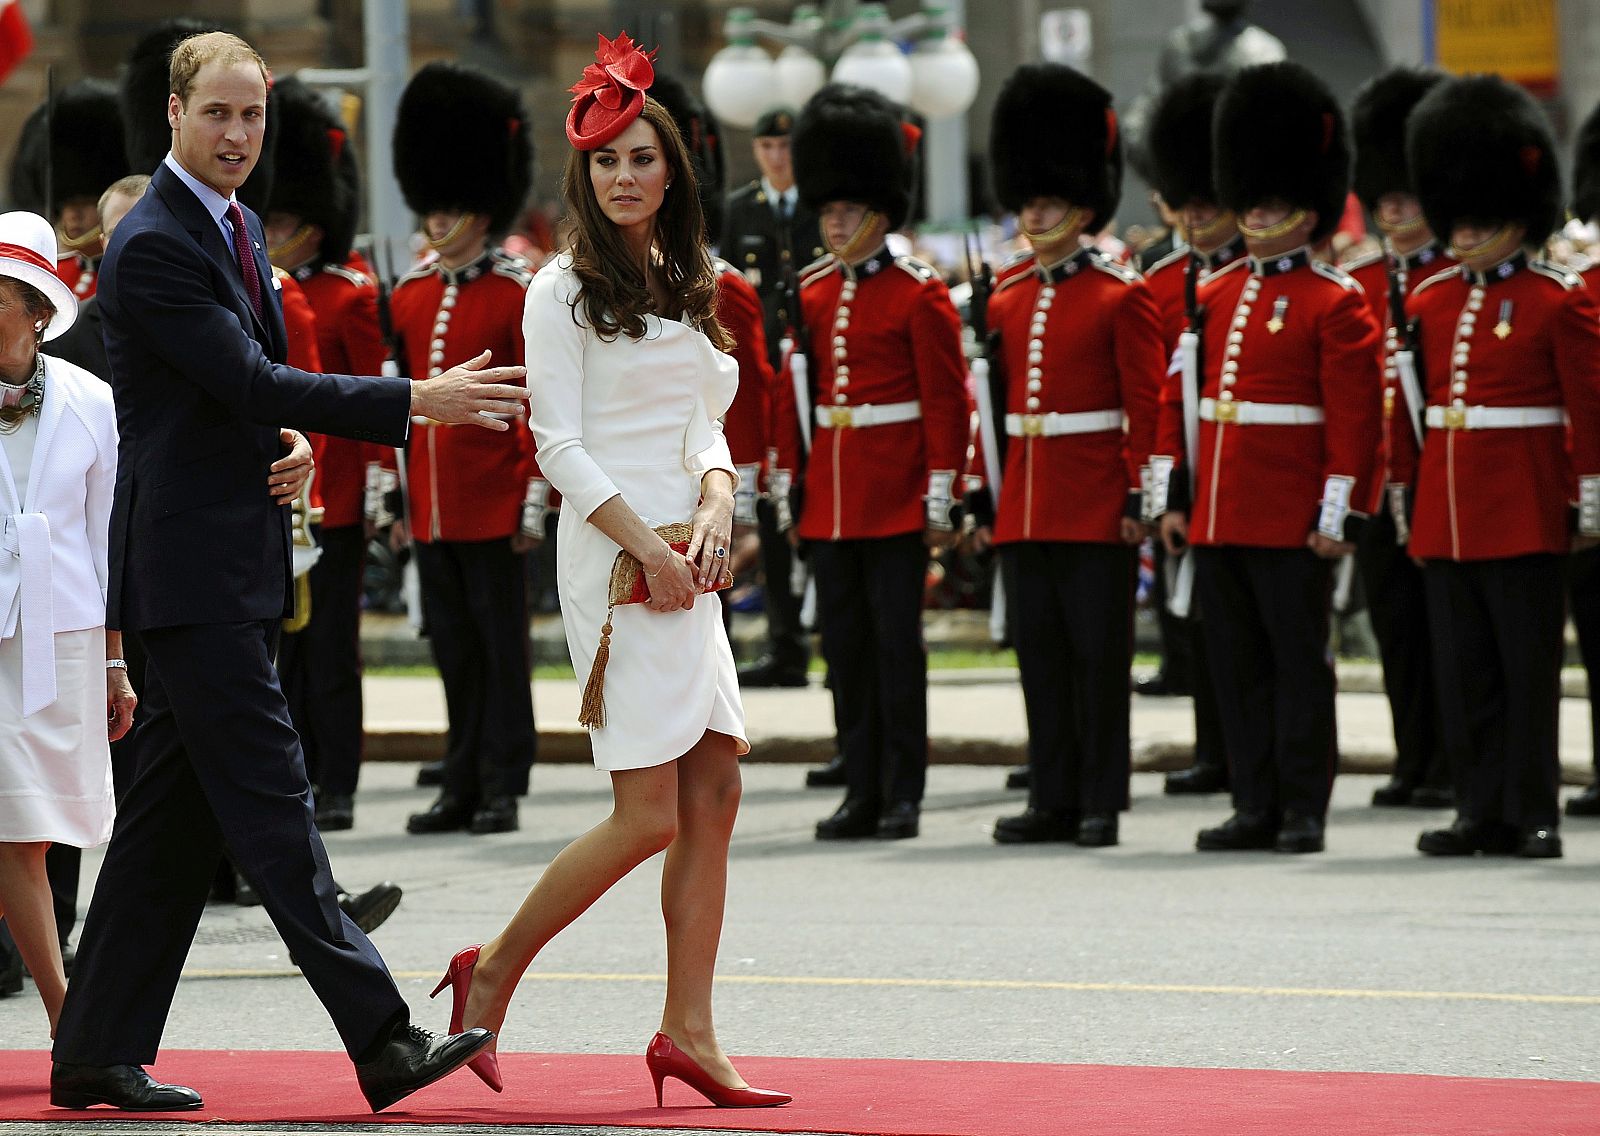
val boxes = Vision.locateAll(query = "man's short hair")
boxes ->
[169,31,269,107]
[97,174,151,224]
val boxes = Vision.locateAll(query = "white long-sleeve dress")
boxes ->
[524,257,749,770]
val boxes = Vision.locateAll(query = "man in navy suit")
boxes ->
[49,32,525,1113]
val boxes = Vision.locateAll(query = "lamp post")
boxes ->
[701,0,980,225]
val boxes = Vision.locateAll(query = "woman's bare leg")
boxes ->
[0,841,66,1035]
[659,731,745,1086]
[464,763,680,1043]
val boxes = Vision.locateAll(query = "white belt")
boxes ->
[1199,397,1325,426]
[815,400,922,429]
[0,512,56,716]
[1005,409,1122,438]
[1424,404,1567,431]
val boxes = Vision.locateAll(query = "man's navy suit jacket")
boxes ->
[100,161,411,632]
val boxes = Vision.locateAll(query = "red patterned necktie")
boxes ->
[226,200,264,322]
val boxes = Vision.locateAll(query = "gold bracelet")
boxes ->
[644,546,672,578]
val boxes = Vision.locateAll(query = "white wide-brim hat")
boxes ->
[0,211,78,341]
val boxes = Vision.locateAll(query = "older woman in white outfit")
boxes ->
[429,36,788,1110]
[0,212,127,1036]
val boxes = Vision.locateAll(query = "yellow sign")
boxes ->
[1432,0,1558,88]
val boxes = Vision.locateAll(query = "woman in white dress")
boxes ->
[0,212,128,1035]
[430,36,788,1109]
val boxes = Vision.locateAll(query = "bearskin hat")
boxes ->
[1145,72,1227,211]
[8,79,129,215]
[121,18,279,215]
[1350,67,1442,214]
[1571,99,1600,223]
[1213,62,1349,242]
[1407,74,1560,246]
[393,62,531,237]
[266,76,360,266]
[646,73,726,239]
[990,63,1120,229]
[793,83,918,231]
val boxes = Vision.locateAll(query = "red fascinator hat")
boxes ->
[567,32,658,150]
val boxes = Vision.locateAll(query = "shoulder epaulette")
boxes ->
[271,265,292,284]
[1311,260,1359,291]
[1340,249,1383,273]
[993,269,1032,296]
[1410,264,1462,297]
[799,254,839,288]
[1207,257,1250,282]
[1530,260,1582,290]
[321,262,372,288]
[1143,244,1189,277]
[894,254,939,283]
[394,261,435,289]
[491,249,535,286]
[712,255,738,277]
[1090,251,1141,285]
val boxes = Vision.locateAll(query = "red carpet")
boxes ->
[3,1050,1598,1134]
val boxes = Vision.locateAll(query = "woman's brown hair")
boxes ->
[560,97,730,351]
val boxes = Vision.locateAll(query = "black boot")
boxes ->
[406,795,474,834]
[1164,763,1229,795]
[804,754,847,788]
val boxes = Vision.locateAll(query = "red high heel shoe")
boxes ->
[430,945,503,1093]
[645,1031,791,1108]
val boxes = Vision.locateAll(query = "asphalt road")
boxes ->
[3,763,1598,1132]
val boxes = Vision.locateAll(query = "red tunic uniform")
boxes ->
[295,254,391,530]
[56,252,98,303]
[987,247,1163,544]
[1153,247,1383,547]
[715,261,773,524]
[1141,237,1245,355]
[1405,253,1600,561]
[391,249,542,544]
[772,247,968,541]
[274,268,325,508]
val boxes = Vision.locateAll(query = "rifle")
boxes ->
[1386,256,1426,451]
[964,231,1007,644]
[1167,248,1206,618]
[369,241,421,630]
[773,216,817,621]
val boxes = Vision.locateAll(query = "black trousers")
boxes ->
[1004,542,1133,814]
[279,524,367,797]
[754,498,810,670]
[414,538,536,803]
[1567,545,1600,781]
[1357,508,1449,790]
[1155,546,1227,773]
[1424,555,1564,829]
[1194,546,1337,820]
[52,620,407,1065]
[810,534,928,807]
[1149,542,1194,689]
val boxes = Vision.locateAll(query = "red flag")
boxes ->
[0,0,34,87]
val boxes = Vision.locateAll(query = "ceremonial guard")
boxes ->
[769,84,967,841]
[7,79,128,302]
[1404,76,1600,859]
[266,76,390,832]
[975,64,1163,847]
[1137,71,1242,798]
[1152,62,1382,854]
[1341,68,1455,810]
[721,108,826,690]
[391,62,543,837]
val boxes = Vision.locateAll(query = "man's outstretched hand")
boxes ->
[410,351,530,432]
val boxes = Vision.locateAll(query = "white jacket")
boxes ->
[0,355,117,714]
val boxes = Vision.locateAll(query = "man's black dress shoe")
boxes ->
[877,801,920,840]
[1196,811,1278,851]
[1076,813,1118,847]
[1409,785,1455,809]
[354,1022,495,1113]
[1134,671,1190,697]
[415,760,445,788]
[737,655,809,688]
[815,797,879,840]
[1516,827,1563,859]
[60,940,75,978]
[993,807,1079,844]
[804,754,847,788]
[1004,766,1031,791]
[1417,817,1519,856]
[406,795,473,834]
[468,796,519,835]
[1370,778,1415,808]
[339,882,403,936]
[50,1063,203,1111]
[0,940,21,996]
[233,871,261,907]
[1275,812,1325,854]
[1164,763,1229,795]
[1565,782,1600,817]
[316,793,355,831]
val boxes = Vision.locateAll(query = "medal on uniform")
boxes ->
[1267,296,1289,334]
[1494,299,1513,340]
